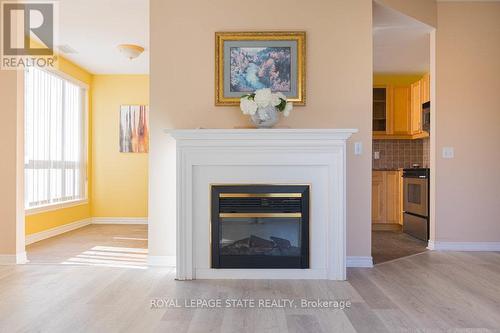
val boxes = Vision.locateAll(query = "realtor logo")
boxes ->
[1,1,58,69]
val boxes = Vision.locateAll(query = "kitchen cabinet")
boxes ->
[372,172,385,223]
[373,86,392,134]
[411,81,422,134]
[372,170,403,225]
[373,76,429,140]
[420,73,430,104]
[392,86,411,135]
[385,170,403,224]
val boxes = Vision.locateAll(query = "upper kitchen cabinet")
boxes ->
[373,86,392,134]
[420,73,430,104]
[373,74,429,140]
[411,81,422,134]
[392,86,411,135]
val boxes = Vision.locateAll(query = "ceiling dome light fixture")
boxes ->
[117,44,145,60]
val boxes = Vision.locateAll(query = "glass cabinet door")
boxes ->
[373,87,387,132]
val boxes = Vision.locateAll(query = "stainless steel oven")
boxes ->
[403,176,428,217]
[403,168,429,241]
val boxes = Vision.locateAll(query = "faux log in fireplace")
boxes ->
[211,185,310,269]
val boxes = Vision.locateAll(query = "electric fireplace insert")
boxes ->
[211,185,310,269]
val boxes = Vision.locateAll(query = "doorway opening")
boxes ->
[371,2,434,264]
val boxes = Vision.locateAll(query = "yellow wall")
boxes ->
[91,75,149,217]
[25,204,92,234]
[24,55,150,233]
[373,74,424,86]
[25,58,93,235]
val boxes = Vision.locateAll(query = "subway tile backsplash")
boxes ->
[373,138,430,170]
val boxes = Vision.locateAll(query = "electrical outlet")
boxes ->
[374,151,380,160]
[442,147,454,159]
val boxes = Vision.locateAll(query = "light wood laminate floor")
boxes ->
[26,224,148,267]
[0,225,499,332]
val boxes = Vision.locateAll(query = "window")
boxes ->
[24,67,87,210]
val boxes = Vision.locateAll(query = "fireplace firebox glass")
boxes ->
[220,217,301,257]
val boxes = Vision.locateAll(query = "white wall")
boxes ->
[433,1,500,245]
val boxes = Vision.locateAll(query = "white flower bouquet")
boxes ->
[240,88,293,118]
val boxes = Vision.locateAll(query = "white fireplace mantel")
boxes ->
[166,128,358,280]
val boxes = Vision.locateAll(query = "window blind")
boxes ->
[24,67,87,210]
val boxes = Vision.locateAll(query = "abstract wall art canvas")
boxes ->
[215,32,306,106]
[119,105,149,153]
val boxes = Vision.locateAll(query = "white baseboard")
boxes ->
[149,257,374,270]
[17,251,28,264]
[0,252,28,265]
[148,255,176,267]
[346,256,374,268]
[24,217,147,246]
[92,217,148,225]
[25,218,92,245]
[195,268,328,279]
[152,256,374,269]
[428,240,500,251]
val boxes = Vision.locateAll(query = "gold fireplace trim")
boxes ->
[219,213,302,218]
[219,193,302,198]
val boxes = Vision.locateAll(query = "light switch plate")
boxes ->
[374,151,380,160]
[354,142,363,155]
[442,147,454,159]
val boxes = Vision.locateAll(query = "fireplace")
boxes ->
[169,129,354,280]
[211,185,310,269]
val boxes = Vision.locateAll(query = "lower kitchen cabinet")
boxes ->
[372,170,403,225]
[372,172,385,223]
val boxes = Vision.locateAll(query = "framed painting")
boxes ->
[119,105,149,153]
[215,31,306,106]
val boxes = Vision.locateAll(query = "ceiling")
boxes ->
[57,0,149,74]
[373,2,432,74]
[57,0,428,75]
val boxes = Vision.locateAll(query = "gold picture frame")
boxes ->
[215,31,306,106]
